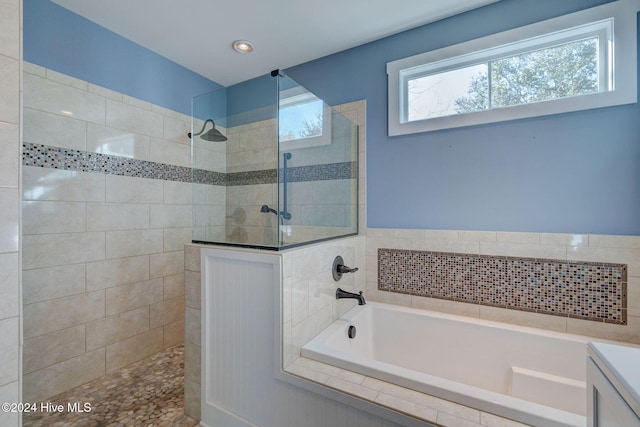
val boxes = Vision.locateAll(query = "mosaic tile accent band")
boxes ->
[23,142,356,186]
[378,248,627,324]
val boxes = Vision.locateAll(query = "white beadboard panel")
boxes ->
[22,263,86,305]
[22,200,86,234]
[23,231,106,270]
[23,167,106,202]
[23,73,106,125]
[105,175,163,204]
[200,246,408,427]
[23,108,87,150]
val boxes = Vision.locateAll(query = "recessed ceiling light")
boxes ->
[232,40,254,54]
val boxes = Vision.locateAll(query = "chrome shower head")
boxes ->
[188,119,227,142]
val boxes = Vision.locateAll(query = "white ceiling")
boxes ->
[52,0,499,87]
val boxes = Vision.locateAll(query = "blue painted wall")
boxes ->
[286,0,640,235]
[23,0,222,116]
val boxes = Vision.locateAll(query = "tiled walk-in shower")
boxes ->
[23,345,197,427]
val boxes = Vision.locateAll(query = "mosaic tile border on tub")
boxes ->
[378,248,627,324]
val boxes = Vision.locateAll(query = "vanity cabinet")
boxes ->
[587,342,640,427]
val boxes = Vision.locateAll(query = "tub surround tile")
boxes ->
[378,248,627,325]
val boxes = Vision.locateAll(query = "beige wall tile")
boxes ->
[23,73,106,125]
[23,108,87,150]
[105,278,163,316]
[105,175,163,203]
[23,264,82,307]
[24,291,105,339]
[23,349,105,402]
[163,227,192,252]
[567,315,640,345]
[105,328,163,372]
[0,382,19,426]
[184,270,201,310]
[150,296,184,329]
[87,202,150,231]
[150,250,184,279]
[479,305,567,333]
[23,201,86,234]
[23,231,106,270]
[0,122,19,187]
[163,115,190,144]
[105,229,163,259]
[0,0,19,59]
[0,317,19,386]
[185,307,201,347]
[150,204,192,228]
[106,99,163,138]
[0,188,19,253]
[0,253,19,319]
[0,55,19,124]
[86,307,150,351]
[184,342,200,384]
[163,319,185,347]
[23,167,106,202]
[23,325,86,374]
[87,122,150,160]
[184,378,201,419]
[163,273,185,300]
[163,180,192,205]
[86,255,149,291]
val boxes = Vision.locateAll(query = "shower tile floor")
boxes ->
[23,344,199,427]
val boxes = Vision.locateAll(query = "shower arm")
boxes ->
[189,119,214,138]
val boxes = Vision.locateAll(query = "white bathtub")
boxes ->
[301,302,590,427]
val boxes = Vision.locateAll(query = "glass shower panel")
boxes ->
[277,73,358,247]
[191,71,357,249]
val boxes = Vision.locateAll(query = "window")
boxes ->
[387,0,638,136]
[279,87,332,149]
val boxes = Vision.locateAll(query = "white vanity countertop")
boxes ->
[588,341,640,418]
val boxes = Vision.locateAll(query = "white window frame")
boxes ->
[387,0,639,136]
[279,86,332,150]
